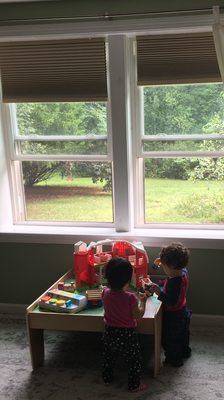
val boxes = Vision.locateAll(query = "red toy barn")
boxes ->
[73,239,149,288]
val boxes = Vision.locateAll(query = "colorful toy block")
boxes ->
[38,288,87,313]
[86,289,103,308]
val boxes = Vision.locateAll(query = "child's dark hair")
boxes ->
[105,257,133,290]
[160,242,189,270]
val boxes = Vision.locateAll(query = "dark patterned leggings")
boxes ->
[102,326,142,391]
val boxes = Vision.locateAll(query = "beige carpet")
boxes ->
[0,315,223,400]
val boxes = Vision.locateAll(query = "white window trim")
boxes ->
[1,225,224,250]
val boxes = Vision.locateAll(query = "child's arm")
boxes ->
[152,278,181,306]
[147,283,161,296]
[132,294,147,319]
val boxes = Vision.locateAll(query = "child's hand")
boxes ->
[153,258,161,267]
[147,283,161,296]
[138,290,147,301]
[140,276,153,298]
[141,275,152,286]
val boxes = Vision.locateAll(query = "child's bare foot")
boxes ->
[130,383,148,392]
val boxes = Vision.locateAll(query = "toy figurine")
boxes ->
[139,276,153,297]
[152,257,162,270]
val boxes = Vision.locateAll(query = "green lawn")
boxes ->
[145,179,224,223]
[26,176,224,224]
[37,176,105,189]
[26,177,113,222]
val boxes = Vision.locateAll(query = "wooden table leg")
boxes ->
[153,306,162,377]
[27,322,44,370]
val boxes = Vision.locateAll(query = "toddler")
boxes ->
[102,257,147,392]
[149,242,191,367]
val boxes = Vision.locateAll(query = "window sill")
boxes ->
[0,224,224,249]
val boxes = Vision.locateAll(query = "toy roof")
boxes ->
[85,239,149,262]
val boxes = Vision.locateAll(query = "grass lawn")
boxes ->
[145,178,224,223]
[26,177,113,222]
[25,176,224,224]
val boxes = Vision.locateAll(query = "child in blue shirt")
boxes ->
[149,242,191,367]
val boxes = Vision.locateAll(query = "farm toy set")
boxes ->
[38,239,149,314]
[73,239,149,289]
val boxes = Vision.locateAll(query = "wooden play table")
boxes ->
[26,270,162,377]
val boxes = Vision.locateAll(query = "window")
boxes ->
[1,37,115,226]
[1,15,224,235]
[140,83,224,225]
[13,102,113,223]
[135,33,224,227]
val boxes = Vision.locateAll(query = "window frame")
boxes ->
[131,33,224,229]
[133,82,224,229]
[3,101,115,226]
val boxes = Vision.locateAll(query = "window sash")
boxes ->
[140,134,224,157]
[7,103,112,161]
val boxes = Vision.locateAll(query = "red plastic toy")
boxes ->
[73,239,149,288]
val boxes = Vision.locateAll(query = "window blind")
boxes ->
[137,32,221,85]
[0,38,107,102]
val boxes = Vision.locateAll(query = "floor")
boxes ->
[0,315,224,400]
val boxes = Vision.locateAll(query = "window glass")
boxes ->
[143,139,224,152]
[16,102,107,136]
[144,84,224,136]
[143,83,224,225]
[18,139,107,156]
[22,161,113,223]
[144,157,224,224]
[13,102,113,224]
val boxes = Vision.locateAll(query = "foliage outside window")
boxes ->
[14,102,113,223]
[142,84,224,224]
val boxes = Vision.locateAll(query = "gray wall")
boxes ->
[0,0,224,21]
[0,1,223,315]
[0,242,223,315]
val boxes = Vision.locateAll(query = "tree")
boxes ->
[144,84,224,180]
[17,83,224,186]
[22,161,63,186]
[17,102,109,188]
[189,113,224,181]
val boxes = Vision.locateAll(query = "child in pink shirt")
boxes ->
[102,257,147,392]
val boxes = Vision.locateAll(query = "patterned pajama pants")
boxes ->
[102,326,142,391]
